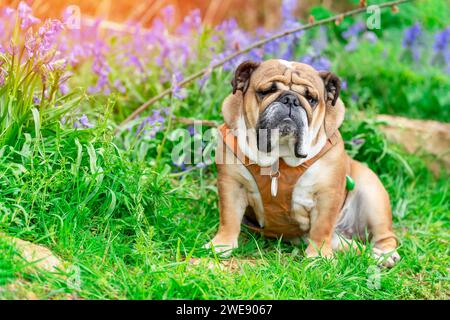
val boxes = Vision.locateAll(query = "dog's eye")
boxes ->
[306,94,318,106]
[257,83,277,98]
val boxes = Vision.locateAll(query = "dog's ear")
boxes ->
[231,60,260,94]
[319,71,341,106]
[224,61,259,129]
[319,71,344,137]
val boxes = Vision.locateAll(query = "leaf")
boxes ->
[86,142,98,174]
[31,108,41,141]
[72,138,83,176]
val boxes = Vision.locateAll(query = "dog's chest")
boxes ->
[290,164,321,231]
[240,161,321,233]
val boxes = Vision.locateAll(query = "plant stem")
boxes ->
[155,96,175,166]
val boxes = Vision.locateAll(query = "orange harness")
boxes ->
[217,124,341,239]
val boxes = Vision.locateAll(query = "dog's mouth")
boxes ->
[279,117,297,136]
[256,101,309,158]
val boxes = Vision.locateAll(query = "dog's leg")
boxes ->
[367,199,400,268]
[350,160,400,267]
[204,165,247,256]
[305,195,342,258]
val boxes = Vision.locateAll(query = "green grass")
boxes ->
[0,105,448,299]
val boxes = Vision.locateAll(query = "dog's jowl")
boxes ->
[205,59,400,267]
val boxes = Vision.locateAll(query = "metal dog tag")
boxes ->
[271,176,278,197]
[270,162,280,198]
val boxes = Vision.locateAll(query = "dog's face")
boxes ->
[223,59,344,163]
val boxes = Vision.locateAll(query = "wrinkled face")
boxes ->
[235,60,340,159]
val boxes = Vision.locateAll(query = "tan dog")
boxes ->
[205,59,400,267]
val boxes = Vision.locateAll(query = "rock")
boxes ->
[376,115,450,174]
[1,233,62,273]
[1,281,39,300]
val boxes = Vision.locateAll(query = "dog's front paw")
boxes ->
[203,236,238,258]
[305,243,333,259]
[372,248,401,268]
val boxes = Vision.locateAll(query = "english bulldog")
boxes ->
[205,59,400,267]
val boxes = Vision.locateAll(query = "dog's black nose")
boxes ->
[278,93,300,107]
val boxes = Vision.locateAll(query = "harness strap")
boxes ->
[217,124,340,238]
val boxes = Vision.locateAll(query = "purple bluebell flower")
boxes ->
[24,29,39,57]
[433,27,450,53]
[59,82,69,95]
[0,8,16,44]
[268,0,303,60]
[136,109,166,138]
[128,54,144,72]
[197,72,210,87]
[18,1,40,30]
[248,47,264,62]
[24,19,64,60]
[161,5,175,25]
[281,42,295,61]
[216,18,252,58]
[4,7,15,17]
[216,18,237,36]
[263,36,281,57]
[18,2,31,16]
[90,39,111,93]
[187,125,196,136]
[342,22,365,40]
[161,107,170,116]
[67,44,85,65]
[341,80,348,91]
[33,95,41,105]
[403,23,422,48]
[344,37,358,52]
[177,9,202,35]
[7,44,19,57]
[300,55,331,71]
[171,72,187,100]
[172,161,206,173]
[402,22,422,61]
[281,0,297,22]
[341,22,367,52]
[146,11,195,74]
[73,114,94,129]
[38,19,64,51]
[173,161,192,172]
[445,50,450,73]
[311,27,328,54]
[48,58,67,72]
[114,80,126,94]
[363,31,378,44]
[175,162,186,171]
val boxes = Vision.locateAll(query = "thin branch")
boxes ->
[174,117,219,127]
[116,0,413,132]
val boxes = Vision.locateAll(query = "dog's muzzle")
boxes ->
[256,92,309,158]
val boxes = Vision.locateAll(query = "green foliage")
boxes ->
[333,37,450,121]
[0,29,84,148]
[0,111,448,299]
